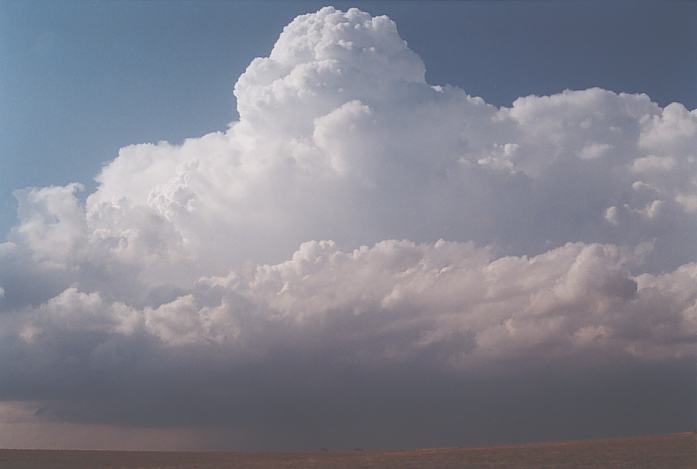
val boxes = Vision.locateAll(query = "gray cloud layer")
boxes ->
[1,7,695,449]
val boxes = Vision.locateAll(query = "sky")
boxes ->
[3,0,697,237]
[0,0,696,451]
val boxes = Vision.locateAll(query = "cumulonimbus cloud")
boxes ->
[0,6,695,447]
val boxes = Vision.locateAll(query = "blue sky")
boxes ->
[1,0,696,237]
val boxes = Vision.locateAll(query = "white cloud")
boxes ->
[12,183,86,269]
[0,6,696,442]
[9,240,694,365]
[632,155,676,173]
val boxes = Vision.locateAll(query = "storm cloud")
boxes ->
[0,7,695,450]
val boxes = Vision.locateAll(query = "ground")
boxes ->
[0,432,694,468]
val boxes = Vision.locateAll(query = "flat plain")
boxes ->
[0,432,694,468]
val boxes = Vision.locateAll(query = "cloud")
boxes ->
[0,6,696,449]
[9,240,694,364]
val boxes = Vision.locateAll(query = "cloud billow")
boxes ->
[0,7,695,449]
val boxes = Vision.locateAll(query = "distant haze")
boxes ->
[0,4,695,450]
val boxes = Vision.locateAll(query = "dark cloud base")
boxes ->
[3,356,693,450]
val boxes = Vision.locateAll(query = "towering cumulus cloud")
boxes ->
[1,7,695,449]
